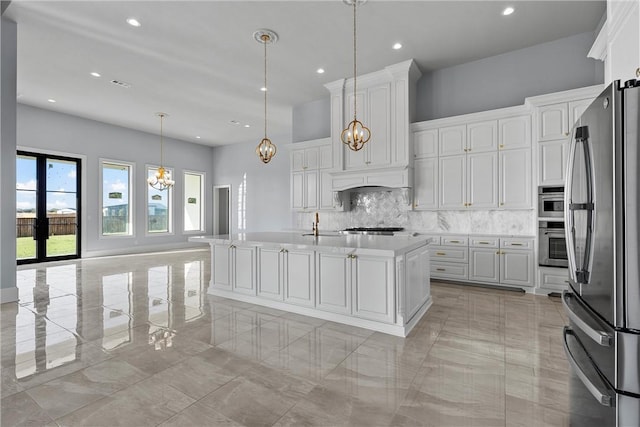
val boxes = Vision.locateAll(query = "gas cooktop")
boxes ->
[339,227,404,236]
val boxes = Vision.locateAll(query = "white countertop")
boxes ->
[189,232,431,256]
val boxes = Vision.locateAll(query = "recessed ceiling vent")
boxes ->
[110,79,132,88]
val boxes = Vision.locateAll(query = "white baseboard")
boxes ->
[0,287,19,304]
[83,242,208,259]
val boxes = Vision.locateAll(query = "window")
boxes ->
[101,160,133,236]
[184,171,204,232]
[147,166,172,234]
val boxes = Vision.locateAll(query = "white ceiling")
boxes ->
[5,1,605,147]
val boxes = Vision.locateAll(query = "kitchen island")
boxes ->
[190,232,432,337]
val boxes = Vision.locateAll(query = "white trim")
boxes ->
[526,84,604,107]
[145,164,174,236]
[285,137,331,149]
[17,146,88,258]
[608,0,639,42]
[99,158,135,239]
[0,287,19,303]
[183,169,206,233]
[83,241,207,259]
[213,184,232,235]
[588,21,608,61]
[411,104,531,131]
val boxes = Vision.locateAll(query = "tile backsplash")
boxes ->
[293,188,535,236]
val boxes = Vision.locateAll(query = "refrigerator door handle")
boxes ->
[565,128,578,283]
[563,326,615,407]
[562,291,613,346]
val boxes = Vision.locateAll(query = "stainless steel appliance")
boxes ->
[538,185,565,217]
[340,227,403,236]
[538,220,568,267]
[562,79,640,426]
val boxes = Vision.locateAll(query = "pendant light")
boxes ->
[147,112,175,191]
[341,0,371,152]
[254,29,278,164]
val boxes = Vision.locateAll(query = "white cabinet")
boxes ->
[413,129,438,159]
[257,246,283,300]
[498,115,531,150]
[538,103,569,141]
[290,139,332,211]
[405,245,431,321]
[538,140,570,186]
[212,243,256,294]
[467,120,498,153]
[439,152,498,209]
[499,148,531,208]
[469,248,500,283]
[413,157,438,210]
[607,0,640,83]
[569,99,593,129]
[316,250,395,323]
[352,254,394,323]
[439,125,467,156]
[500,250,534,287]
[316,251,352,315]
[284,249,315,307]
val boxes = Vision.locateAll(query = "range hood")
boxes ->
[330,166,412,209]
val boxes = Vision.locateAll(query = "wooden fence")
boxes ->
[16,215,77,238]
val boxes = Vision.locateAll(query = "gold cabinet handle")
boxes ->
[284,249,289,253]
[450,240,460,243]
[478,241,490,245]
[436,268,446,272]
[500,202,504,206]
[511,243,523,246]
[436,252,446,256]
[499,144,504,149]
[496,251,500,254]
[564,132,570,136]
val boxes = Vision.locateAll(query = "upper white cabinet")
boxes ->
[538,103,569,141]
[413,129,438,159]
[499,148,531,209]
[467,121,498,153]
[498,115,531,150]
[413,157,438,210]
[326,60,421,172]
[439,125,467,156]
[290,138,333,211]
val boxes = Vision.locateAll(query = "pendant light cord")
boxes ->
[159,114,164,167]
[353,1,357,121]
[264,35,268,139]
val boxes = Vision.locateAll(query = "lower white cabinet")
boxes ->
[316,251,352,315]
[405,245,430,321]
[212,243,256,294]
[257,246,283,300]
[537,266,569,292]
[500,250,534,287]
[469,248,500,283]
[284,249,315,307]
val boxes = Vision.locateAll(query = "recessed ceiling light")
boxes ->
[244,124,250,128]
[90,72,101,77]
[126,17,141,27]
[47,98,56,103]
[392,43,402,50]
[260,87,267,92]
[316,68,325,74]
[502,7,514,16]
[230,120,240,125]
[195,136,201,139]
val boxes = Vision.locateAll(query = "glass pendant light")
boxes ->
[147,113,175,191]
[254,29,278,164]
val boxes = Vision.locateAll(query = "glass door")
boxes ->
[16,151,81,264]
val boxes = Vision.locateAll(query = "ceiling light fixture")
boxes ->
[260,87,267,92]
[253,29,278,164]
[341,0,371,152]
[393,42,402,50]
[147,113,175,191]
[195,136,201,139]
[244,124,251,128]
[317,68,325,74]
[126,17,141,27]
[47,99,56,103]
[90,72,101,77]
[502,7,514,16]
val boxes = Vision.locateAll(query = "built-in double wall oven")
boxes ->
[538,186,568,268]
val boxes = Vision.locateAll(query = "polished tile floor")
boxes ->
[2,248,571,426]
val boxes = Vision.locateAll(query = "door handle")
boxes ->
[562,327,614,407]
[561,291,612,346]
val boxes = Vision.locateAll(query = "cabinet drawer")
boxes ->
[469,237,499,248]
[441,236,468,246]
[538,267,569,289]
[500,238,534,250]
[422,235,441,245]
[431,263,468,280]
[430,245,468,263]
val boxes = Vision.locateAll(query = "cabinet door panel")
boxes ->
[367,84,391,167]
[305,171,319,210]
[499,115,531,150]
[499,148,531,209]
[538,140,569,185]
[538,103,568,141]
[439,125,467,156]
[469,249,499,283]
[439,155,466,209]
[414,129,438,159]
[500,250,533,287]
[291,172,304,210]
[405,246,430,320]
[316,252,351,314]
[352,256,393,323]
[569,99,593,130]
[319,171,334,210]
[305,148,319,170]
[467,120,498,153]
[413,158,438,210]
[291,150,305,172]
[467,152,498,209]
[257,248,282,300]
[319,144,333,169]
[285,250,315,307]
[212,245,231,290]
[233,247,256,295]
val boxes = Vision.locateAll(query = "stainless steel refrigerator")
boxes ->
[562,79,640,426]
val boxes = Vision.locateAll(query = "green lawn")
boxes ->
[17,235,76,259]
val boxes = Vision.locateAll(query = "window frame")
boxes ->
[183,170,206,234]
[99,159,135,238]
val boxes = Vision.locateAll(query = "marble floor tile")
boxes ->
[4,250,578,426]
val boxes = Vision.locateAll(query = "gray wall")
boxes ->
[291,97,330,142]
[417,31,603,121]
[212,141,291,233]
[17,104,214,257]
[1,17,17,301]
[291,31,604,136]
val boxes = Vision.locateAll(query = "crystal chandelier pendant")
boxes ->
[253,29,278,164]
[147,113,174,191]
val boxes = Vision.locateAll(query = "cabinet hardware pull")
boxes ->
[496,251,500,254]
[436,252,446,256]
[500,202,504,206]
[564,132,569,136]
[479,241,490,244]
[450,240,460,243]
[230,245,236,249]
[279,248,285,253]
[511,243,523,246]
[499,144,504,149]
[284,249,289,253]
[436,268,446,272]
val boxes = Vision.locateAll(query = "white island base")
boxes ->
[190,232,432,337]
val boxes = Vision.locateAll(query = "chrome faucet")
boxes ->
[312,212,319,237]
